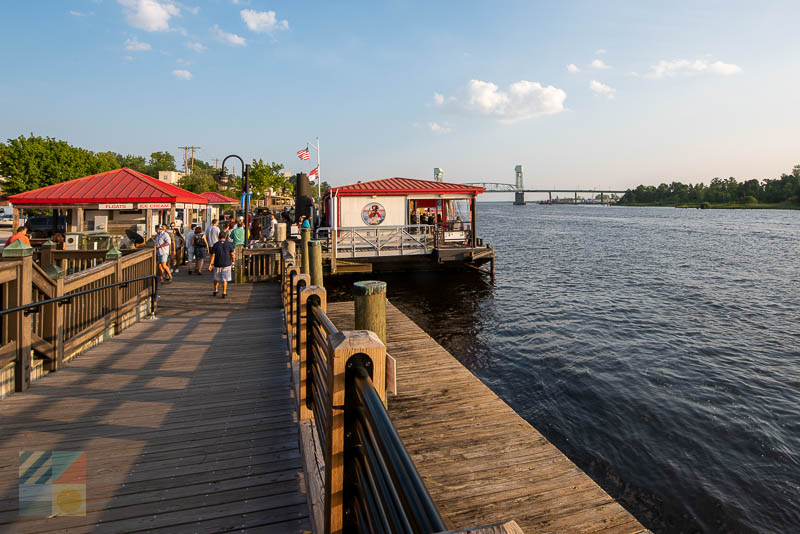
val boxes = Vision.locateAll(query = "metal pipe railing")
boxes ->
[345,364,446,534]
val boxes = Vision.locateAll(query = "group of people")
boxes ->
[153,218,239,298]
[3,226,67,249]
[409,211,442,226]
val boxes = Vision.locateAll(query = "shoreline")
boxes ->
[616,202,800,210]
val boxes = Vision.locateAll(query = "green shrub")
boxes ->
[743,196,758,204]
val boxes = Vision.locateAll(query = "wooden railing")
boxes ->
[1,248,157,393]
[234,246,281,283]
[36,247,143,276]
[280,250,446,534]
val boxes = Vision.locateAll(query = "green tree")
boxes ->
[0,134,120,195]
[144,151,177,177]
[178,169,218,193]
[112,153,148,173]
[248,159,288,198]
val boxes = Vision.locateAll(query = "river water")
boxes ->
[326,204,800,533]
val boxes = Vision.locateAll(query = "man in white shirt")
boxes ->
[205,219,220,246]
[154,225,172,282]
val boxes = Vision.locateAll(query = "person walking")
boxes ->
[190,225,209,275]
[185,223,196,268]
[230,220,245,247]
[268,212,277,240]
[208,231,235,298]
[205,219,220,247]
[250,219,262,244]
[154,225,172,283]
[225,220,236,242]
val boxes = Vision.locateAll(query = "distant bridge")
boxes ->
[460,166,627,205]
[464,182,627,205]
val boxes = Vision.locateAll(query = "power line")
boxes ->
[177,146,201,174]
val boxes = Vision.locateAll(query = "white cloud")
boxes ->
[186,41,206,52]
[566,63,579,73]
[428,122,452,134]
[118,0,179,32]
[240,9,288,33]
[435,79,567,123]
[231,0,249,4]
[647,58,742,78]
[186,6,199,15]
[123,55,134,62]
[212,24,246,46]
[596,48,607,55]
[590,80,615,99]
[70,10,92,16]
[591,59,611,70]
[124,37,152,51]
[172,69,192,80]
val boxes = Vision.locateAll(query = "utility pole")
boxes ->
[178,146,201,174]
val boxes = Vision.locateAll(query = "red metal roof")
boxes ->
[199,192,238,204]
[8,168,208,205]
[329,177,485,196]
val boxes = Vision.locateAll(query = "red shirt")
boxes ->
[4,232,31,247]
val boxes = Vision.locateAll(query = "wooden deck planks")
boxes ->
[327,300,648,534]
[0,275,310,533]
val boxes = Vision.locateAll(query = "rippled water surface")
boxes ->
[327,204,800,533]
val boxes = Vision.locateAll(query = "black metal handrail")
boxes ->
[345,362,446,534]
[0,275,158,318]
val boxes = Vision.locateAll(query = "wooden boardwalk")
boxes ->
[327,301,648,534]
[0,275,310,533]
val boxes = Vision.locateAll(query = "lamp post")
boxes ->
[221,155,251,244]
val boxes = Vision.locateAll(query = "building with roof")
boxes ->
[319,177,493,274]
[8,168,208,239]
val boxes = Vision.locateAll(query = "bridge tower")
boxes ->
[513,165,526,205]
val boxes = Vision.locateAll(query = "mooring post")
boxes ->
[300,228,310,275]
[309,240,323,287]
[353,280,387,345]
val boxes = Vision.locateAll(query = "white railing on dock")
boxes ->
[316,225,434,259]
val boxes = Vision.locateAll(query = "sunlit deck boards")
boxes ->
[0,276,310,533]
[326,301,648,534]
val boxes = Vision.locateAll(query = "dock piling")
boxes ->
[353,280,387,345]
[309,240,323,287]
[300,228,310,274]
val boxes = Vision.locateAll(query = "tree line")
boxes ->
[0,134,314,200]
[619,165,800,205]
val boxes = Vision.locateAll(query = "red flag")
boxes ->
[309,166,319,178]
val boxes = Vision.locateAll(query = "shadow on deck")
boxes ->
[0,274,309,533]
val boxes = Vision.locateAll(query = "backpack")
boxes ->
[193,233,205,248]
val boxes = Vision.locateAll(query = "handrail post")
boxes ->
[42,276,64,371]
[112,257,122,334]
[15,256,33,392]
[298,285,326,421]
[286,266,300,330]
[293,274,310,357]
[326,330,387,534]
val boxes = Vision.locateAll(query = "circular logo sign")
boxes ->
[361,203,386,225]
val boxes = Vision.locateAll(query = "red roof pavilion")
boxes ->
[8,168,207,205]
[198,192,238,204]
[328,177,485,196]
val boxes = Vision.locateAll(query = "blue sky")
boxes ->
[1,1,799,197]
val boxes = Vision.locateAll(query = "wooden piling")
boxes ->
[309,240,323,287]
[300,228,310,275]
[353,280,387,345]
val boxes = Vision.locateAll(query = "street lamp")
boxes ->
[221,154,251,244]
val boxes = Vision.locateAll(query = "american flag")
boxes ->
[309,166,319,178]
[297,147,310,161]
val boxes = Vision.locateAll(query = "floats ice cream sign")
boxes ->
[99,203,133,209]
